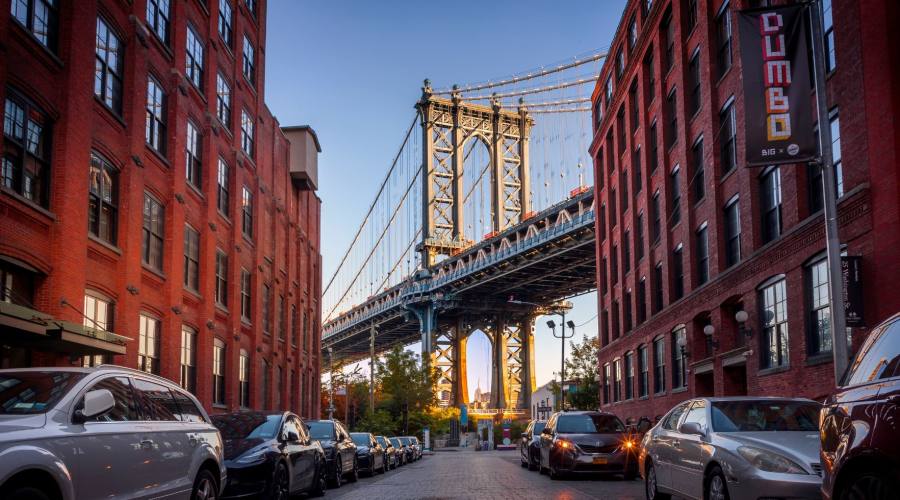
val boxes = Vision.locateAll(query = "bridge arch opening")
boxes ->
[462,135,493,243]
[465,328,492,407]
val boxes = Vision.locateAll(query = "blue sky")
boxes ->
[265,0,627,397]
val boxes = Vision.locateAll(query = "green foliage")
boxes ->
[564,334,601,411]
[375,346,438,418]
[354,409,396,436]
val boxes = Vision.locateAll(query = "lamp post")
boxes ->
[547,317,576,410]
[735,310,754,345]
[703,324,719,354]
[327,347,335,420]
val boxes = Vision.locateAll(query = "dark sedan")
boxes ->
[520,419,546,471]
[399,436,415,462]
[306,419,359,488]
[821,312,900,500]
[350,432,386,476]
[389,437,407,466]
[211,411,326,499]
[376,435,398,469]
[539,410,638,480]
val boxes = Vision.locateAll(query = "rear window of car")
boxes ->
[711,401,820,432]
[350,433,371,446]
[843,319,900,386]
[390,437,401,447]
[212,413,281,439]
[376,436,388,447]
[307,421,336,440]
[533,421,546,434]
[0,371,84,414]
[556,414,625,433]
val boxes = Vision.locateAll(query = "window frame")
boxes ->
[185,120,202,189]
[716,2,733,79]
[218,0,234,48]
[138,313,161,374]
[759,276,789,369]
[10,0,59,51]
[180,325,197,393]
[145,76,167,156]
[185,25,205,90]
[146,0,171,45]
[760,166,783,243]
[241,186,253,238]
[88,152,119,244]
[696,222,709,285]
[215,249,228,307]
[216,73,232,127]
[242,35,256,85]
[183,224,200,291]
[213,338,226,405]
[2,91,51,207]
[141,192,165,271]
[94,16,124,114]
[724,195,741,267]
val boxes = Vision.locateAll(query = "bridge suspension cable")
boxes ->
[464,74,600,100]
[522,97,592,108]
[530,106,592,113]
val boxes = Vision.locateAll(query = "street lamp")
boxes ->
[735,310,753,341]
[703,324,719,353]
[327,347,335,420]
[547,317,575,410]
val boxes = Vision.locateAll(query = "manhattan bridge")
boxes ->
[322,51,607,415]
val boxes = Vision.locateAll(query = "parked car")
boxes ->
[0,366,226,500]
[212,411,326,498]
[306,419,358,487]
[389,437,407,466]
[520,419,546,470]
[821,312,900,500]
[405,436,422,460]
[376,435,398,469]
[538,410,638,480]
[350,432,386,476]
[641,397,822,500]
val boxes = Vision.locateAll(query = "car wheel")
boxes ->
[347,457,359,483]
[310,459,327,497]
[705,465,730,500]
[521,450,528,468]
[191,469,219,500]
[3,487,52,500]
[329,458,343,488]
[645,461,671,500]
[549,458,563,481]
[269,462,290,500]
[839,469,898,500]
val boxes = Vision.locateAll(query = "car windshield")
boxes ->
[307,421,336,440]
[211,413,282,440]
[557,414,625,433]
[533,422,546,434]
[0,371,85,414]
[399,437,409,445]
[390,438,401,447]
[350,433,370,446]
[376,436,388,447]
[711,401,820,432]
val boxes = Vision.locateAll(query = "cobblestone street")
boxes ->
[326,449,647,500]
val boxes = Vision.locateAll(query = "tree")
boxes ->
[375,346,438,420]
[564,334,601,411]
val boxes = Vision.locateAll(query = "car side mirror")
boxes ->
[678,422,705,436]
[74,389,115,423]
[541,428,552,435]
[284,430,301,443]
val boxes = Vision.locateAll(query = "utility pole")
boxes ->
[547,310,575,410]
[369,324,376,414]
[809,0,849,385]
[327,347,335,420]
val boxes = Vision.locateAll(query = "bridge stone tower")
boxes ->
[411,81,537,413]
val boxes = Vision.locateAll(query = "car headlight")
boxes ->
[554,438,575,450]
[737,446,807,474]
[235,448,268,464]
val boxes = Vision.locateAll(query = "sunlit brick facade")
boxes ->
[590,0,900,421]
[0,0,323,418]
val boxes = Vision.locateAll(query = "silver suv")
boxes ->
[0,366,226,500]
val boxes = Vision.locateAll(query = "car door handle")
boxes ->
[886,394,900,406]
[140,439,155,450]
[672,439,680,448]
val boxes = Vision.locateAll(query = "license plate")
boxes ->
[592,457,608,464]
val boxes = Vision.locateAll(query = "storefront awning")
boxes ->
[0,303,128,356]
[45,321,129,356]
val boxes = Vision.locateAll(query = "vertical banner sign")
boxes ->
[738,6,816,166]
[841,256,865,327]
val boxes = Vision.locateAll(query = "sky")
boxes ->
[264,0,627,398]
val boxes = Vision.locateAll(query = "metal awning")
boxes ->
[45,321,129,355]
[0,301,52,335]
[0,303,128,356]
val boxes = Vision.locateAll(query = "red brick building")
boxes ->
[590,0,900,421]
[0,0,323,418]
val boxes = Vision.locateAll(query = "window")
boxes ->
[218,0,233,47]
[216,74,231,126]
[620,170,629,212]
[666,88,677,148]
[809,111,843,211]
[603,363,611,404]
[183,225,200,291]
[240,269,252,321]
[724,197,741,267]
[686,0,698,33]
[696,223,709,285]
[638,344,649,397]
[649,122,659,172]
[672,244,684,300]
[260,359,269,409]
[278,295,286,341]
[611,244,619,285]
[185,26,204,89]
[761,167,782,243]
[83,292,112,331]
[242,36,255,85]
[239,349,250,407]
[844,320,900,386]
[653,261,664,313]
[691,138,705,201]
[670,165,681,226]
[185,121,201,188]
[88,152,118,244]
[597,149,605,190]
[644,51,655,102]
[662,402,689,430]
[2,93,50,207]
[601,309,610,345]
[613,359,622,402]
[141,193,164,270]
[759,277,789,368]
[180,325,196,392]
[599,203,607,241]
[605,76,613,105]
[628,16,638,51]
[245,0,257,17]
[215,250,228,307]
[291,305,297,346]
[625,352,634,400]
[672,326,687,389]
[600,257,608,296]
[138,313,161,374]
[213,338,225,405]
[716,2,732,78]
[637,277,647,324]
[302,311,309,350]
[146,0,170,43]
[171,390,205,423]
[807,258,832,355]
[616,49,625,80]
[624,290,633,332]
[688,50,701,116]
[241,110,254,157]
[719,99,737,175]
[653,336,666,393]
[79,376,138,421]
[663,8,675,72]
[11,0,58,50]
[262,283,271,334]
[635,213,645,262]
[623,232,631,274]
[633,147,642,194]
[617,108,626,156]
[594,100,603,128]
[274,366,282,410]
[610,189,617,229]
[241,186,253,237]
[145,77,166,155]
[217,158,230,215]
[822,0,836,72]
[94,17,123,113]
[611,299,620,339]
[651,190,661,242]
[682,401,707,429]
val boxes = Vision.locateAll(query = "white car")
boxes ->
[0,366,226,500]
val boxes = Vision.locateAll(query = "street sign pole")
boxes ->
[809,0,849,386]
